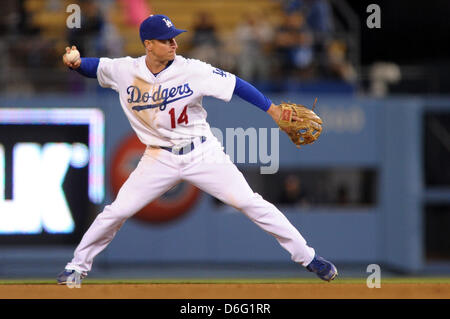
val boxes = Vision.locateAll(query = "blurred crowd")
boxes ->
[186,0,357,88]
[0,0,357,94]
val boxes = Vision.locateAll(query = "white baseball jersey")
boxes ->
[96,55,236,147]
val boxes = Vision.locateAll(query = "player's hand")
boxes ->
[267,103,303,123]
[62,45,81,69]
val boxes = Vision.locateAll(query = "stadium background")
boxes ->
[1,0,450,286]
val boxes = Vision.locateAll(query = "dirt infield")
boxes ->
[1,283,450,299]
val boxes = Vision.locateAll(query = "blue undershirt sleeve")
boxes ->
[233,76,272,112]
[73,57,100,78]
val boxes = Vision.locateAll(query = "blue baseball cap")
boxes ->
[139,14,186,42]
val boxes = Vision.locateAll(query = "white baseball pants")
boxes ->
[66,138,315,274]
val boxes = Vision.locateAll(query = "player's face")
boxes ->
[147,38,178,61]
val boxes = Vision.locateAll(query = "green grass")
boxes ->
[1,277,450,285]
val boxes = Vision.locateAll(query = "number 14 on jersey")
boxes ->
[169,105,188,128]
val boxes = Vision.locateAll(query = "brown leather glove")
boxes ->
[277,98,323,148]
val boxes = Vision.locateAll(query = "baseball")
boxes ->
[66,49,80,63]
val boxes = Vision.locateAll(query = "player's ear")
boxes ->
[143,40,153,51]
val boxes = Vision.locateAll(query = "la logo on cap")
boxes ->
[162,18,173,28]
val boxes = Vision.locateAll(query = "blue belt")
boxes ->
[160,136,207,155]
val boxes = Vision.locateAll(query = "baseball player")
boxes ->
[57,14,337,285]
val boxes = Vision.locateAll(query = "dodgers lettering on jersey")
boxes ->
[126,83,193,111]
[96,55,236,147]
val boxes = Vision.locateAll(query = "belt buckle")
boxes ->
[172,141,190,155]
[171,137,206,155]
[172,145,183,155]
